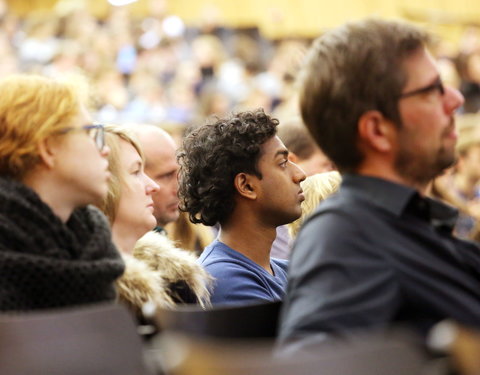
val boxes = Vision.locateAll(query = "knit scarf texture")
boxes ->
[0,177,125,312]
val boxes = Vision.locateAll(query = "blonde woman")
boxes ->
[288,171,341,239]
[0,74,124,312]
[100,125,211,317]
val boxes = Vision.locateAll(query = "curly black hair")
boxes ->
[177,109,279,226]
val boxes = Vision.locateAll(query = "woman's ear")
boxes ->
[37,137,58,169]
[233,172,257,200]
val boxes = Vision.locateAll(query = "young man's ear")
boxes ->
[233,172,257,200]
[37,137,59,169]
[357,110,396,153]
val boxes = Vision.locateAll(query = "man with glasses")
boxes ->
[278,19,480,352]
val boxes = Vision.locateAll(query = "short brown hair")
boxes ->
[299,18,429,172]
[277,116,318,160]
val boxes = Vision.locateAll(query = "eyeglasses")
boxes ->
[398,77,445,99]
[57,124,105,151]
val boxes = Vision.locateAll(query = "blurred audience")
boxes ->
[0,2,306,131]
[431,114,480,240]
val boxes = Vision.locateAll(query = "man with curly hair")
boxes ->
[178,109,306,305]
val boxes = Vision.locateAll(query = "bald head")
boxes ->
[133,125,180,227]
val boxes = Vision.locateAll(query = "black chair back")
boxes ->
[154,300,282,339]
[0,303,152,375]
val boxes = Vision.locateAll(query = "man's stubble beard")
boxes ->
[393,119,456,188]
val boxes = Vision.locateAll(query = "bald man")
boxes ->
[133,125,180,230]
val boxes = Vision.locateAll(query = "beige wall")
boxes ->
[7,0,480,41]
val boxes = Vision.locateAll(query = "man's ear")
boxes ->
[233,172,257,200]
[37,137,58,169]
[357,110,396,153]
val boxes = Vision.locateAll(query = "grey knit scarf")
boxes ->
[0,177,125,312]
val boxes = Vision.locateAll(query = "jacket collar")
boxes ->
[341,174,458,232]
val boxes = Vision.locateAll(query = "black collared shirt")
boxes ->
[278,174,480,348]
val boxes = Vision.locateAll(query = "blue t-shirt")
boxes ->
[199,240,289,305]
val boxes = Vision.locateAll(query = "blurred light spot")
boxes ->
[108,0,138,6]
[162,16,185,38]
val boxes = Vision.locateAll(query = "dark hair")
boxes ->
[277,117,318,160]
[299,18,429,172]
[178,109,278,226]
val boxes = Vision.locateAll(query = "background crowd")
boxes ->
[3,1,480,373]
[1,0,480,242]
[0,0,308,137]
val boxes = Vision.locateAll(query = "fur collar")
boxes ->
[117,231,212,315]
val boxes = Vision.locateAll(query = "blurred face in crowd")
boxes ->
[295,146,335,176]
[113,139,159,240]
[459,144,480,182]
[394,47,464,185]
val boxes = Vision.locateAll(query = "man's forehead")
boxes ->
[260,136,288,159]
[145,151,178,172]
[401,48,439,89]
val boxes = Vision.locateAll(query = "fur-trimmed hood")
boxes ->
[116,231,212,315]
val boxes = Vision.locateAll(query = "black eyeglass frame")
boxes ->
[398,77,445,99]
[56,124,105,151]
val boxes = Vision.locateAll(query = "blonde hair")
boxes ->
[288,171,341,238]
[100,124,144,224]
[455,114,480,156]
[0,74,89,179]
[165,211,214,254]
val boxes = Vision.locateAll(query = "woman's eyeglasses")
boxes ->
[56,124,105,151]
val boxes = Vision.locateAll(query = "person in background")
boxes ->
[431,114,480,240]
[178,109,306,305]
[133,124,214,254]
[0,74,124,312]
[132,125,180,233]
[99,125,211,317]
[277,116,335,176]
[287,171,341,239]
[165,211,214,256]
